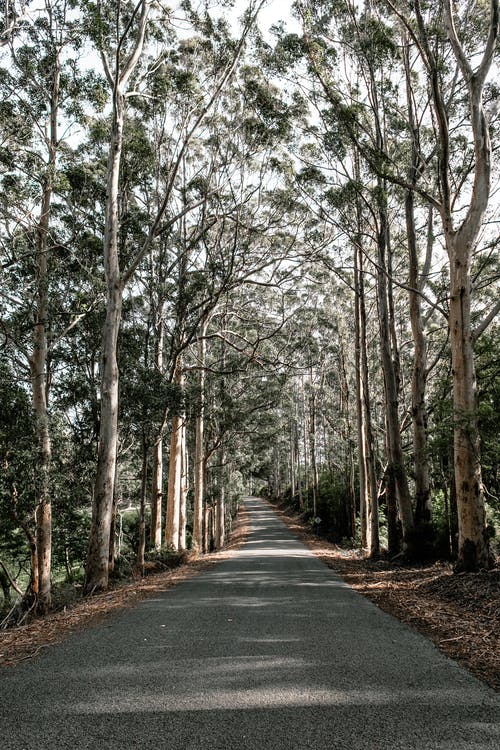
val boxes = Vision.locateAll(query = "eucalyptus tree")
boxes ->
[280,0,499,566]
[0,0,105,613]
[82,0,267,592]
[382,0,499,568]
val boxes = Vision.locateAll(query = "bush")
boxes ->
[144,546,189,572]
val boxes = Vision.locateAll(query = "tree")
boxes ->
[387,0,499,568]
[84,0,267,592]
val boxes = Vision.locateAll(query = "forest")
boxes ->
[0,0,498,626]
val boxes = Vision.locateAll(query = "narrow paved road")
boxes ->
[1,498,498,749]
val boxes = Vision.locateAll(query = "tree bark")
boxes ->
[406,189,431,525]
[354,244,368,548]
[308,369,319,519]
[215,446,225,549]
[150,318,165,548]
[136,434,148,575]
[448,242,489,568]
[84,74,125,593]
[179,420,188,551]
[414,0,498,568]
[376,193,414,549]
[29,46,61,613]
[403,36,431,527]
[193,319,208,552]
[357,243,379,557]
[84,2,151,592]
[165,363,184,550]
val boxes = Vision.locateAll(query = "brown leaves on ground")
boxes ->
[271,502,500,692]
[0,507,249,669]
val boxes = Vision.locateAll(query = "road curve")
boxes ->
[1,497,498,749]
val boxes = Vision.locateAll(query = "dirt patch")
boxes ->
[0,504,250,668]
[269,501,500,692]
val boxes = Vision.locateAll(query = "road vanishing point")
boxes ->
[1,497,499,749]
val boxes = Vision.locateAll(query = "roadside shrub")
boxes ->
[144,546,189,572]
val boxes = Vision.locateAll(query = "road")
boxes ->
[1,497,499,749]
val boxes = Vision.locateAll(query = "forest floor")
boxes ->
[0,508,250,669]
[270,500,500,693]
[2,501,499,694]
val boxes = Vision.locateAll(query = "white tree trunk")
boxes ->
[377,196,414,547]
[150,318,165,548]
[215,447,225,549]
[30,47,61,612]
[84,2,151,592]
[193,321,208,552]
[448,242,489,568]
[84,80,125,592]
[179,420,188,551]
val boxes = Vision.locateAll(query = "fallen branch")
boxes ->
[0,559,23,595]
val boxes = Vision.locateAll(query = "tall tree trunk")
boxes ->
[136,434,148,575]
[179,420,188,551]
[150,435,163,548]
[290,420,296,500]
[165,365,184,550]
[414,0,498,568]
[28,45,61,614]
[193,319,208,552]
[301,376,310,504]
[295,411,303,509]
[85,266,123,590]
[84,77,125,593]
[150,318,164,548]
[354,242,368,548]
[445,4,494,570]
[376,192,414,549]
[309,374,319,519]
[357,242,379,557]
[215,445,225,549]
[203,493,211,553]
[84,2,150,594]
[448,241,488,568]
[407,190,431,526]
[108,461,120,572]
[403,37,431,527]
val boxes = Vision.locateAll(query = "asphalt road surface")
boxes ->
[1,497,499,749]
